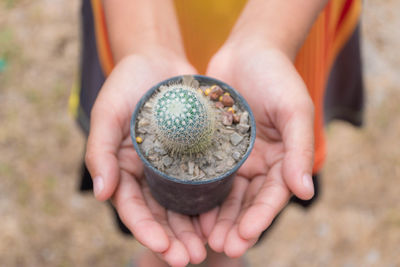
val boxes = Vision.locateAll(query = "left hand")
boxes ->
[199,43,316,257]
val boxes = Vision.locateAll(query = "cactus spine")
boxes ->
[152,84,215,154]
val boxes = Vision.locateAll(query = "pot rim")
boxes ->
[130,75,256,185]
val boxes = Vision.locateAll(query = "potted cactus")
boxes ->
[152,83,215,155]
[131,75,255,215]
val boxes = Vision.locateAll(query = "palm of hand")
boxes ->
[199,48,315,257]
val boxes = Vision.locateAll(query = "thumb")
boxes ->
[281,101,315,200]
[85,99,123,201]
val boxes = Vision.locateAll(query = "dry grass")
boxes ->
[0,0,399,266]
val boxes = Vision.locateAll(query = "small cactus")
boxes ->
[152,84,215,154]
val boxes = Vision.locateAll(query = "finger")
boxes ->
[141,182,190,267]
[199,206,219,238]
[168,211,207,264]
[157,241,190,267]
[281,98,315,200]
[112,171,170,253]
[224,224,258,258]
[238,165,291,240]
[192,217,207,244]
[85,96,124,201]
[208,177,248,253]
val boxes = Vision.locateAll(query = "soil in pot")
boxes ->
[135,76,252,182]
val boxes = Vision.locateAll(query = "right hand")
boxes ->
[85,52,208,267]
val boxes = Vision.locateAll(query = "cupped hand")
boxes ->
[199,45,316,257]
[85,53,207,267]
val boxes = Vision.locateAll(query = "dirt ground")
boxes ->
[0,0,399,266]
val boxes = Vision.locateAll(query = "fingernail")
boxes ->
[93,176,104,197]
[302,173,314,193]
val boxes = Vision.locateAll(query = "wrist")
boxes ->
[224,27,299,62]
[102,0,186,63]
[110,41,188,65]
[132,44,188,63]
[117,47,196,76]
[223,0,329,61]
[219,37,292,66]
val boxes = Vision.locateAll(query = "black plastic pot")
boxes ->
[130,75,256,215]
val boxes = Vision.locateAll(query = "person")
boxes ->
[70,0,363,266]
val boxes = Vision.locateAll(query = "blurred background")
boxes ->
[0,0,399,266]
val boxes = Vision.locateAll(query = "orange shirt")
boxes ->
[88,0,362,173]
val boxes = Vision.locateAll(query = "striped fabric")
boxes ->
[295,0,362,172]
[71,0,362,173]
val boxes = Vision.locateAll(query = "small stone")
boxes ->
[232,151,241,161]
[222,112,233,126]
[148,155,157,161]
[215,102,224,109]
[141,137,154,156]
[230,132,244,146]
[199,156,209,166]
[221,142,231,152]
[188,161,195,175]
[138,119,150,127]
[136,128,147,134]
[206,153,214,164]
[204,87,211,96]
[216,164,225,173]
[194,165,200,176]
[220,95,234,107]
[198,171,206,179]
[162,156,173,167]
[135,136,143,144]
[233,114,240,124]
[237,124,250,134]
[159,85,168,92]
[220,128,235,135]
[240,112,249,125]
[214,151,224,161]
[180,163,188,172]
[238,141,249,152]
[226,158,235,167]
[154,146,167,155]
[207,168,216,176]
[143,102,153,109]
[209,85,224,100]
